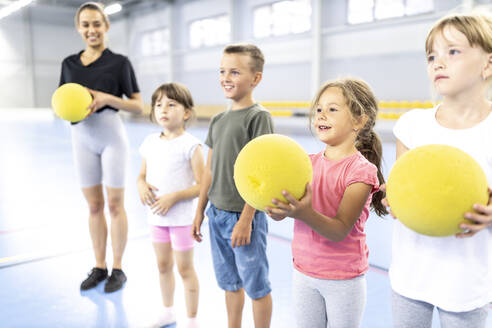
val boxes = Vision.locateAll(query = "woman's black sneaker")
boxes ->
[80,267,108,290]
[104,269,127,293]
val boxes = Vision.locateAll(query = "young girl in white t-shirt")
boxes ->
[137,83,205,328]
[384,12,492,328]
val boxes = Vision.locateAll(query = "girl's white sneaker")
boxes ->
[149,310,176,328]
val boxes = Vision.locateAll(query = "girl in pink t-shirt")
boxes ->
[267,78,387,328]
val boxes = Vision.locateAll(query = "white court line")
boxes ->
[0,108,55,121]
[0,227,150,268]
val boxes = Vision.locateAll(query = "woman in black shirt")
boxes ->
[59,1,143,293]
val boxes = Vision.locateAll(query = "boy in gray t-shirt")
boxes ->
[192,44,274,327]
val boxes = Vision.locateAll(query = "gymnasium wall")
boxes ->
[0,0,481,109]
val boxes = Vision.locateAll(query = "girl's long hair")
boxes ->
[309,78,388,216]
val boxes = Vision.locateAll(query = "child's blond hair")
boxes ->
[425,12,492,55]
[426,11,492,98]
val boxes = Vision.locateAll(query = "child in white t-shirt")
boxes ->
[137,83,205,328]
[384,12,492,328]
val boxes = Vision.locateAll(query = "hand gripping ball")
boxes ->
[386,144,488,237]
[234,134,313,211]
[51,83,92,122]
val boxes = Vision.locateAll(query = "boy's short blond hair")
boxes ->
[223,43,265,73]
[425,12,492,55]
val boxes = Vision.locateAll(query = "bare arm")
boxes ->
[395,138,409,160]
[88,90,144,115]
[196,148,212,215]
[381,138,409,215]
[231,203,256,248]
[192,148,213,242]
[267,182,372,242]
[460,187,492,237]
[136,159,158,206]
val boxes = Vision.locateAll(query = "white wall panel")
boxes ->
[0,17,29,61]
[183,48,222,72]
[137,56,170,75]
[34,62,61,107]
[182,0,229,22]
[107,20,129,55]
[0,63,34,108]
[0,0,482,109]
[323,21,430,59]
[258,38,311,65]
[0,14,34,108]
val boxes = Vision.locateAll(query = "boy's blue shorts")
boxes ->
[206,203,271,299]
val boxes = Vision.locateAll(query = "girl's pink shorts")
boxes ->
[150,225,194,251]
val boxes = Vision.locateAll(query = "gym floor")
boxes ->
[0,109,490,327]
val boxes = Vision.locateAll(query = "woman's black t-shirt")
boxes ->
[59,48,140,114]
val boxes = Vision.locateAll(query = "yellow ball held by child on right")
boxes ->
[234,134,313,212]
[51,83,92,122]
[386,144,488,237]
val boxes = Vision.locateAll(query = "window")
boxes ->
[189,15,230,49]
[405,0,434,15]
[253,0,312,38]
[348,0,374,24]
[348,0,433,24]
[141,28,170,56]
[375,0,404,20]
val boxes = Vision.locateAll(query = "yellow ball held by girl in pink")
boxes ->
[51,83,92,122]
[234,134,313,212]
[386,144,488,237]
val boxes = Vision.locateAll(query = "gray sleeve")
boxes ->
[249,110,274,139]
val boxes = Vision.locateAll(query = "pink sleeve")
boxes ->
[345,159,379,193]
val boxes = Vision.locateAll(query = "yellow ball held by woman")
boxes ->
[386,144,488,237]
[234,134,313,212]
[51,83,92,122]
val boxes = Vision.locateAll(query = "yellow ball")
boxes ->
[386,144,488,236]
[234,134,313,211]
[51,83,92,122]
